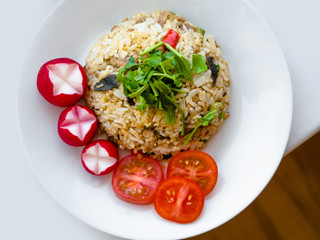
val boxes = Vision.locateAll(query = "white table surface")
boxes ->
[1,0,319,239]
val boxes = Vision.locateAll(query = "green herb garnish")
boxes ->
[192,54,208,74]
[117,42,193,135]
[195,27,205,36]
[184,103,222,145]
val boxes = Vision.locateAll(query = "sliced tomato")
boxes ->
[112,154,163,205]
[167,150,218,196]
[154,176,204,223]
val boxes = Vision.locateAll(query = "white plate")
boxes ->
[17,0,292,239]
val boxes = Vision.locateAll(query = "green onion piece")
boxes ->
[195,27,205,35]
[192,54,208,74]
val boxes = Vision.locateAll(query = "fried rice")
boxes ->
[85,10,231,159]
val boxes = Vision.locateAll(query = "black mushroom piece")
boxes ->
[206,56,219,87]
[127,97,135,105]
[94,74,119,91]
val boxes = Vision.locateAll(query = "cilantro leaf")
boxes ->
[164,42,192,81]
[137,95,148,111]
[134,66,152,82]
[140,50,162,68]
[164,109,176,124]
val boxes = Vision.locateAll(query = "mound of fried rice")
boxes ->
[85,10,231,159]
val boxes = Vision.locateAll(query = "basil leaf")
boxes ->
[192,54,208,74]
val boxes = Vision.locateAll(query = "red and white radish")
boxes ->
[58,105,97,146]
[81,140,119,175]
[37,58,87,107]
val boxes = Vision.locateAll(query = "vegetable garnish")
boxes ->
[195,27,205,36]
[94,74,119,91]
[81,140,119,176]
[117,37,193,136]
[184,103,222,145]
[167,150,218,196]
[112,154,163,205]
[37,58,87,107]
[57,105,98,146]
[154,176,204,223]
[163,29,180,49]
[192,54,208,74]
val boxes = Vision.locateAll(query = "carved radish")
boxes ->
[57,105,97,146]
[37,58,87,107]
[81,140,119,175]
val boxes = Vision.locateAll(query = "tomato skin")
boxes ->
[167,150,218,196]
[163,29,180,49]
[37,58,87,107]
[154,176,204,223]
[112,155,163,205]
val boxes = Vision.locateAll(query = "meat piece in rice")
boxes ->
[85,10,231,159]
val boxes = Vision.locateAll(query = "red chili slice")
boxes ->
[163,29,180,49]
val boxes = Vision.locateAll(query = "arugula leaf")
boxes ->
[192,54,208,74]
